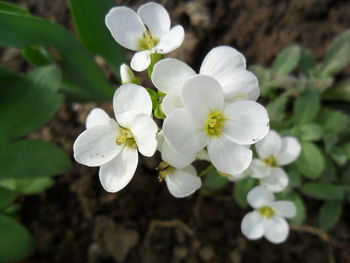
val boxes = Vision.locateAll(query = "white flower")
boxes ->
[73,84,158,193]
[120,64,139,84]
[151,46,259,116]
[163,74,269,175]
[241,186,296,244]
[249,130,301,192]
[157,131,201,198]
[105,2,184,72]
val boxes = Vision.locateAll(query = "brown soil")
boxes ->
[2,0,350,262]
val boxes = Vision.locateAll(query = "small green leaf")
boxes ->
[296,142,324,179]
[321,29,350,76]
[146,88,159,110]
[204,170,228,190]
[285,192,305,226]
[323,79,350,102]
[317,109,349,134]
[272,45,301,76]
[293,88,320,125]
[330,147,348,166]
[318,200,342,230]
[323,134,338,152]
[298,48,316,75]
[301,183,344,200]
[154,104,166,120]
[266,94,288,122]
[249,65,272,96]
[0,187,16,210]
[0,214,35,262]
[22,46,53,66]
[286,167,302,188]
[1,177,55,195]
[233,177,255,208]
[297,123,323,141]
[0,140,71,179]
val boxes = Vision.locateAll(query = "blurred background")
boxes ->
[1,0,350,263]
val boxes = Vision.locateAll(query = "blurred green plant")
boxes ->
[205,29,350,231]
[0,0,124,261]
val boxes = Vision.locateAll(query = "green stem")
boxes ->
[198,164,214,177]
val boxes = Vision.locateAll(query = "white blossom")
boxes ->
[73,84,158,193]
[151,46,259,116]
[249,130,301,192]
[120,64,138,84]
[241,186,296,244]
[163,74,269,175]
[105,2,184,72]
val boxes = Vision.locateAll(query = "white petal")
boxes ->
[255,130,282,159]
[264,216,289,244]
[207,136,252,175]
[261,167,289,192]
[249,159,271,179]
[200,46,246,77]
[120,63,135,84]
[157,131,196,169]
[151,58,195,95]
[113,83,152,127]
[165,166,201,198]
[247,185,274,208]
[271,201,297,218]
[223,100,270,145]
[105,7,146,51]
[226,169,249,182]
[196,149,210,162]
[129,114,157,157]
[276,137,301,166]
[163,108,206,154]
[73,120,122,167]
[155,25,184,54]
[137,2,170,38]
[130,51,151,72]
[220,69,260,102]
[182,75,224,121]
[99,148,138,193]
[86,108,110,129]
[161,94,183,116]
[241,211,264,240]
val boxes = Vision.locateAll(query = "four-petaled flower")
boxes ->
[241,186,296,244]
[249,130,301,192]
[73,84,158,193]
[163,74,269,175]
[105,2,184,72]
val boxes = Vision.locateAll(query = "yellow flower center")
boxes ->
[138,30,159,50]
[264,156,277,167]
[204,111,226,137]
[115,128,136,148]
[258,206,275,219]
[156,162,175,182]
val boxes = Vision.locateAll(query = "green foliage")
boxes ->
[293,88,320,125]
[319,200,342,230]
[272,45,301,76]
[233,177,255,208]
[301,183,345,200]
[204,170,229,190]
[296,142,324,179]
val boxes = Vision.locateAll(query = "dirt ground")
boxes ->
[1,0,350,262]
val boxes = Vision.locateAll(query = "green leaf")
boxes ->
[323,134,338,152]
[0,139,71,179]
[68,0,123,69]
[301,183,344,200]
[317,109,349,134]
[0,214,34,262]
[154,104,166,119]
[0,1,30,16]
[233,177,255,208]
[249,65,272,96]
[296,142,324,179]
[22,46,53,66]
[319,200,342,230]
[285,192,305,226]
[272,45,301,76]
[0,9,113,101]
[293,88,320,125]
[146,88,159,110]
[297,123,323,141]
[15,177,55,195]
[330,147,348,166]
[204,170,228,190]
[266,94,288,122]
[0,65,63,140]
[0,187,16,210]
[298,48,316,75]
[323,79,350,102]
[321,29,350,76]
[286,167,302,188]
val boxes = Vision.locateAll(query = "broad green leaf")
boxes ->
[293,88,320,125]
[0,65,63,140]
[249,65,272,96]
[0,1,30,16]
[68,0,123,69]
[330,148,348,166]
[317,109,349,134]
[233,177,255,208]
[204,170,228,190]
[323,79,350,102]
[15,177,55,195]
[272,45,301,76]
[0,187,16,210]
[301,183,344,200]
[319,200,342,230]
[22,46,52,66]
[266,94,288,122]
[0,214,34,262]
[297,123,323,141]
[298,48,316,75]
[0,10,113,101]
[0,139,71,179]
[296,142,324,179]
[321,29,350,76]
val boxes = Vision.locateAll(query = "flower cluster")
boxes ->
[73,2,302,244]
